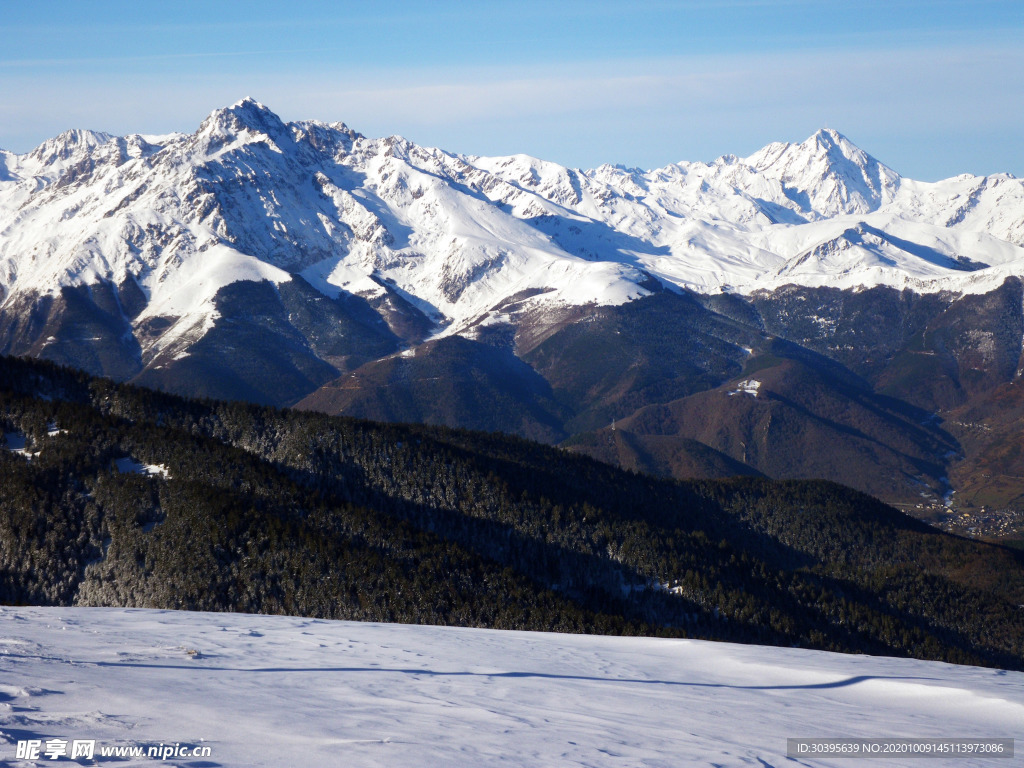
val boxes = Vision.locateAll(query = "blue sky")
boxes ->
[1,1,1022,179]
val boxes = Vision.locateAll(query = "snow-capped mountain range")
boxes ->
[3,100,1024,519]
[2,97,1023,357]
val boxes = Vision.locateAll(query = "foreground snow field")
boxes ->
[0,608,1020,767]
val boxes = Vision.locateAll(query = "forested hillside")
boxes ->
[1,355,1022,670]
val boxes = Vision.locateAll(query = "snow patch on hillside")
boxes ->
[729,379,762,397]
[113,458,170,479]
[2,431,34,458]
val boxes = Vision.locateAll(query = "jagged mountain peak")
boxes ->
[220,96,279,124]
[27,128,114,166]
[742,128,901,217]
[747,128,873,167]
[196,97,291,151]
[231,95,268,110]
[810,126,851,147]
[293,119,363,154]
[802,128,890,178]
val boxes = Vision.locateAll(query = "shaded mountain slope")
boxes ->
[584,352,958,501]
[295,335,570,443]
[944,380,1024,511]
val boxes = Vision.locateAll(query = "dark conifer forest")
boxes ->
[1,354,1022,670]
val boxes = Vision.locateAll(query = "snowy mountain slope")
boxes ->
[0,99,658,358]
[2,100,1023,349]
[1,607,1020,768]
[455,127,1024,293]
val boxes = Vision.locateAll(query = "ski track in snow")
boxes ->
[0,607,1020,767]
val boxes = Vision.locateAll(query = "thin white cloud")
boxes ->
[280,45,1024,165]
[1,43,1021,179]
[0,49,338,68]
